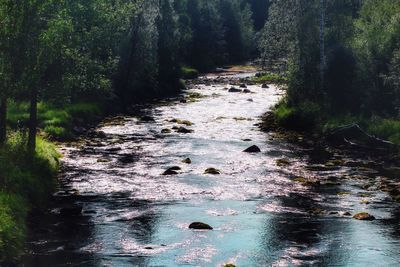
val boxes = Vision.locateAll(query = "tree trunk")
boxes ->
[0,96,7,146]
[28,88,38,154]
[320,0,326,85]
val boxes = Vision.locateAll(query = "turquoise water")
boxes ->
[23,73,400,267]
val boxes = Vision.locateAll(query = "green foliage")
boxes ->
[274,100,321,130]
[368,119,400,145]
[0,193,27,262]
[253,72,287,84]
[7,101,102,140]
[181,66,199,79]
[0,134,59,262]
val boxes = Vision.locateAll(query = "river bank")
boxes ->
[19,70,400,266]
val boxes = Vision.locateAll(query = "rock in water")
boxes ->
[243,145,261,153]
[205,168,221,175]
[353,212,375,220]
[182,158,192,164]
[189,222,213,230]
[162,166,181,175]
[140,115,155,122]
[239,83,247,88]
[161,129,171,134]
[243,89,252,93]
[262,83,269,88]
[228,87,242,93]
[176,127,193,134]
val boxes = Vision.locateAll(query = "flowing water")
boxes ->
[23,72,400,267]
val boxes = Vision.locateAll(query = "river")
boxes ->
[23,71,400,267]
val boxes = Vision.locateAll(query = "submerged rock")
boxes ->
[276,158,290,166]
[182,158,192,164]
[228,87,242,93]
[261,83,269,88]
[353,212,375,221]
[243,145,261,153]
[163,166,181,175]
[176,127,193,134]
[205,168,221,175]
[243,89,252,93]
[189,222,213,230]
[161,128,172,134]
[239,83,247,88]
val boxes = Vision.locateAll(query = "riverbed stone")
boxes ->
[182,158,192,164]
[353,212,375,220]
[205,168,221,175]
[243,145,261,153]
[176,127,193,134]
[163,167,181,175]
[161,128,172,134]
[239,83,247,88]
[261,83,269,88]
[243,89,252,93]
[276,158,290,166]
[189,222,213,230]
[228,87,242,93]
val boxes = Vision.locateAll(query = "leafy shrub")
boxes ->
[181,66,199,79]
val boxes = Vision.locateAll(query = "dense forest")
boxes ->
[1,0,400,264]
[260,0,400,144]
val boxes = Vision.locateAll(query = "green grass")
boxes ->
[181,66,199,79]
[7,101,102,140]
[274,102,400,146]
[253,72,288,84]
[0,133,60,262]
[368,119,400,145]
[273,100,321,130]
[321,116,400,145]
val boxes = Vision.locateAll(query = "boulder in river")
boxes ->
[261,83,269,89]
[205,168,221,175]
[228,87,242,93]
[163,166,181,175]
[182,158,192,164]
[243,89,252,93]
[239,83,247,88]
[161,129,172,134]
[276,158,290,166]
[243,145,261,153]
[189,222,213,230]
[176,127,193,134]
[224,264,236,267]
[353,212,375,221]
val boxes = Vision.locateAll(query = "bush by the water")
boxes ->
[253,72,287,84]
[0,134,60,262]
[274,100,321,131]
[181,66,199,79]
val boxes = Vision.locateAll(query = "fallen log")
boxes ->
[325,124,395,150]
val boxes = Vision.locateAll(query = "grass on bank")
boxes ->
[253,72,288,84]
[273,100,400,146]
[7,101,103,140]
[0,133,60,262]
